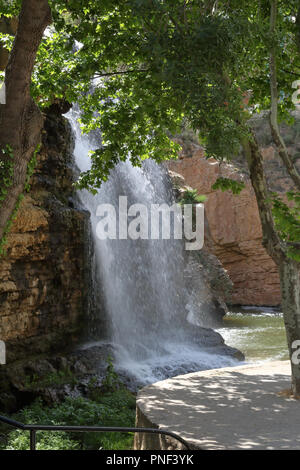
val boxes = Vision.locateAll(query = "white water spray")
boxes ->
[68,109,239,385]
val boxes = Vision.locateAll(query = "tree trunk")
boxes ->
[266,0,300,394]
[243,133,283,265]
[279,258,300,396]
[244,132,300,395]
[0,0,51,242]
[269,0,300,190]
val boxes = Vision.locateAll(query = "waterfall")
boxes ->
[68,108,239,385]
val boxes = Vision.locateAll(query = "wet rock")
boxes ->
[0,344,115,413]
[184,324,245,360]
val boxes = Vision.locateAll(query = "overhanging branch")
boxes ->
[94,69,149,78]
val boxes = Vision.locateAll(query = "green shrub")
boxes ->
[212,177,245,195]
[179,189,207,205]
[24,368,78,390]
[0,390,136,450]
[4,429,80,451]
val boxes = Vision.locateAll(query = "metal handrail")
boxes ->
[0,414,190,450]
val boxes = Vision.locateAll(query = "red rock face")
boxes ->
[167,145,281,306]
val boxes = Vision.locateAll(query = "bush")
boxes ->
[0,389,136,450]
[179,189,207,205]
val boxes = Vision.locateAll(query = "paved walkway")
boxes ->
[135,361,300,450]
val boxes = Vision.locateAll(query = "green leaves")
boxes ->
[7,0,298,200]
[0,32,14,51]
[271,191,300,261]
[0,145,14,203]
[179,189,207,205]
[1,389,136,450]
[26,1,259,189]
[212,177,246,195]
[0,0,21,17]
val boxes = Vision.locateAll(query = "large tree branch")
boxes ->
[1,0,51,147]
[221,64,284,264]
[0,0,51,241]
[269,0,300,190]
[94,69,149,78]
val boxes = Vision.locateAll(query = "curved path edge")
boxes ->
[134,361,300,450]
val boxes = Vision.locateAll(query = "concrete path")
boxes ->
[135,361,300,450]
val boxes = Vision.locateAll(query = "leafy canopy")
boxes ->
[1,0,256,187]
[0,0,299,258]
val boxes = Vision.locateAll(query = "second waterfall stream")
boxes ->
[67,108,240,385]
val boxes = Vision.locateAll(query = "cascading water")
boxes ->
[68,108,239,385]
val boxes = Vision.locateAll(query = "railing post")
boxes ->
[30,430,36,451]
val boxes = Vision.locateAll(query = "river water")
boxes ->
[218,307,287,363]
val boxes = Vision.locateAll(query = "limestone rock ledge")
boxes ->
[0,105,88,364]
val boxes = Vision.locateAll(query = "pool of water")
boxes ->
[217,306,288,363]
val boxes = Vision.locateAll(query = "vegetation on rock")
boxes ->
[0,357,136,450]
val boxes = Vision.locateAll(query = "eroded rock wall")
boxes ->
[168,169,233,323]
[0,106,88,363]
[167,114,300,306]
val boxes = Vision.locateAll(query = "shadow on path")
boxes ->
[136,362,300,449]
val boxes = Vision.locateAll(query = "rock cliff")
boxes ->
[0,105,88,363]
[168,113,300,306]
[0,105,245,412]
[168,169,233,323]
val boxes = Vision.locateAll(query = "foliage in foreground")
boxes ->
[0,388,136,451]
[271,191,300,262]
